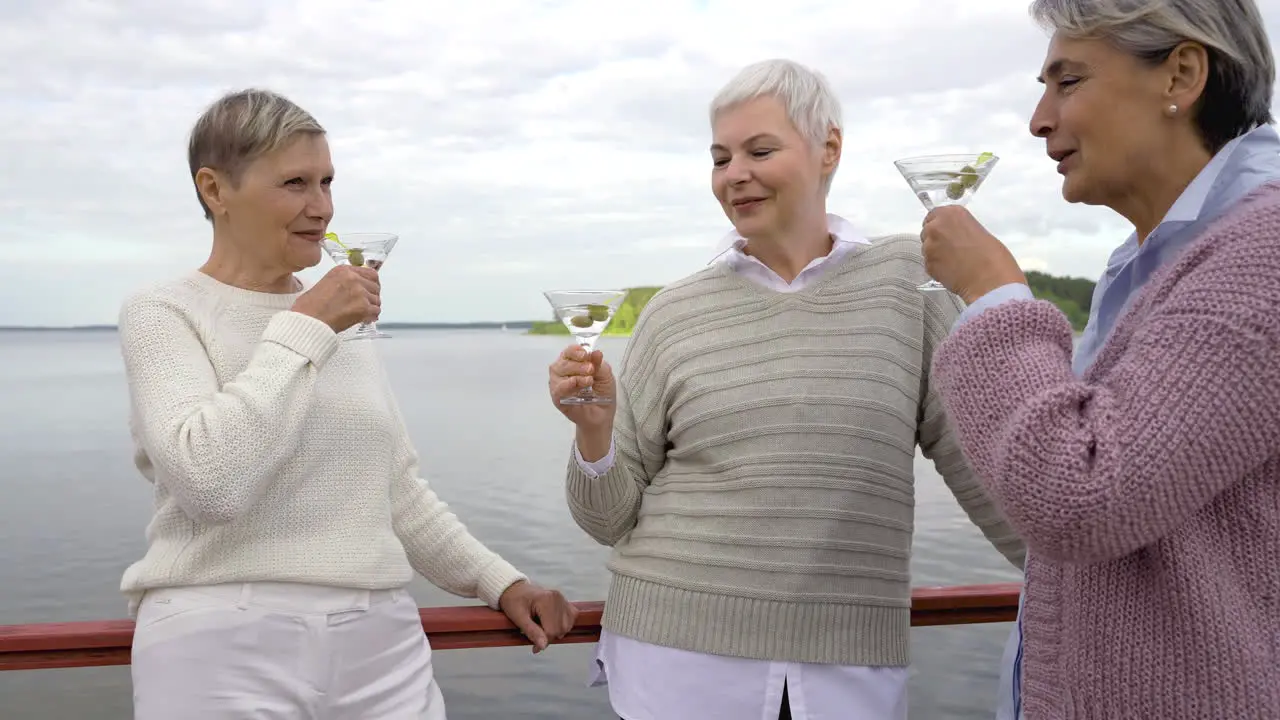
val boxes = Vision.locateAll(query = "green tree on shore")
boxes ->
[527,287,662,336]
[1025,271,1095,331]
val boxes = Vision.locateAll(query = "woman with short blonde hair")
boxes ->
[549,59,1024,720]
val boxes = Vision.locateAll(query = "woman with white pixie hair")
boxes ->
[546,59,1026,719]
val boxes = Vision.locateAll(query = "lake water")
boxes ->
[0,328,1021,719]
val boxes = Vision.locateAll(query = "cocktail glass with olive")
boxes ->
[320,232,398,340]
[543,289,628,405]
[893,152,999,291]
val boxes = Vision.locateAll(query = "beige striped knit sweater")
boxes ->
[565,233,1024,666]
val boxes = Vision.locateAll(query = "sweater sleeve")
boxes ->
[917,289,1027,569]
[931,237,1280,565]
[564,308,669,546]
[118,293,340,525]
[381,377,526,609]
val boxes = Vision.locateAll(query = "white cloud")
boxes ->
[2,0,1278,325]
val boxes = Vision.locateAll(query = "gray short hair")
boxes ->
[1030,0,1275,151]
[188,88,326,221]
[709,59,843,194]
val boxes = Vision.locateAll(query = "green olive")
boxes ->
[570,315,594,328]
[958,165,980,189]
[945,181,966,200]
[347,248,365,266]
[587,304,610,322]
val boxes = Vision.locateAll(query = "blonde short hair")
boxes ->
[187,88,325,220]
[709,59,844,195]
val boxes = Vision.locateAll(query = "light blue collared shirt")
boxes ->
[957,123,1280,720]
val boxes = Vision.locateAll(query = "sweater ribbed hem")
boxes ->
[262,311,340,367]
[602,573,910,666]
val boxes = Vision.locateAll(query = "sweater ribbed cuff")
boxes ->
[262,311,340,368]
[566,439,633,508]
[475,556,528,609]
[936,298,1072,380]
[565,447,640,543]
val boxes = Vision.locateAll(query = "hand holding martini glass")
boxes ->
[543,289,628,405]
[320,232,398,340]
[893,152,999,291]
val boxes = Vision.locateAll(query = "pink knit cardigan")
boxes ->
[932,182,1280,719]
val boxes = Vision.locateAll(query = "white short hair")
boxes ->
[1030,0,1275,151]
[709,59,843,194]
[187,88,326,221]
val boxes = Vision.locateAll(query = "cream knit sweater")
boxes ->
[116,271,525,614]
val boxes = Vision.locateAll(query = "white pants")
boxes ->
[131,582,445,719]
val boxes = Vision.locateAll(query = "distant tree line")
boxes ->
[527,287,662,337]
[1024,270,1096,331]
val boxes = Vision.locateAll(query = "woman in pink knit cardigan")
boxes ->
[918,0,1280,718]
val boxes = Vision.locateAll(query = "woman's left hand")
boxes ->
[921,206,1027,303]
[498,580,579,653]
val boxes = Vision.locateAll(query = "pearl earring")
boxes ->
[1166,104,1179,116]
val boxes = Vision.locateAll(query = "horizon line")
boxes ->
[0,320,542,331]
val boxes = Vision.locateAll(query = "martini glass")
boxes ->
[320,232,398,340]
[543,289,628,405]
[894,152,999,291]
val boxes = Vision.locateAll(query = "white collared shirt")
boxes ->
[586,215,908,720]
[710,213,872,292]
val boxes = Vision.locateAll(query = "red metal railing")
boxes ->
[0,582,1021,672]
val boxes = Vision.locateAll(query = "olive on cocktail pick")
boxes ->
[958,164,980,189]
[945,181,965,200]
[570,315,594,328]
[587,304,610,322]
[347,248,365,266]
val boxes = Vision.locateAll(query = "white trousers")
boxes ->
[131,582,445,719]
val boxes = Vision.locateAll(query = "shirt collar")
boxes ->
[1162,126,1254,223]
[1107,124,1276,272]
[709,213,870,265]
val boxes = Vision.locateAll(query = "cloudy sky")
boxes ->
[3,0,1279,327]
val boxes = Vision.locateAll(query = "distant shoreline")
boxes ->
[525,327,635,338]
[0,324,1087,338]
[4,274,1096,335]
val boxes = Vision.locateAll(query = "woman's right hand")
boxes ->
[549,344,616,432]
[290,265,381,333]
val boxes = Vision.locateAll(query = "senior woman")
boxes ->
[547,59,1026,720]
[117,88,577,719]
[920,1,1280,718]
